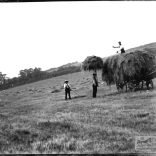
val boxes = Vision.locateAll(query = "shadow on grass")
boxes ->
[55,95,86,102]
[51,89,62,93]
[72,95,86,99]
[99,91,121,98]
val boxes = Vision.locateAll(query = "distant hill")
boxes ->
[126,42,156,56]
[45,62,82,78]
[46,62,81,74]
[58,62,81,69]
[46,67,57,73]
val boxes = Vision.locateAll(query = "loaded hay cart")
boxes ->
[102,50,156,92]
[142,68,156,89]
[127,65,156,91]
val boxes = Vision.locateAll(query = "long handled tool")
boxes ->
[71,89,80,96]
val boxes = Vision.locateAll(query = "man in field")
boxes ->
[64,80,71,100]
[92,73,98,98]
[113,41,125,54]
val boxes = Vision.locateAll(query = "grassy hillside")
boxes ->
[0,71,156,154]
[46,62,81,74]
[126,42,156,56]
[44,62,81,79]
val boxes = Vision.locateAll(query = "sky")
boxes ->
[0,1,156,78]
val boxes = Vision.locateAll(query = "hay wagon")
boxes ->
[127,69,156,91]
[145,70,156,80]
[102,50,156,92]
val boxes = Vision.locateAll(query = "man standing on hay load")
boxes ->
[64,80,71,100]
[113,41,125,54]
[92,72,98,98]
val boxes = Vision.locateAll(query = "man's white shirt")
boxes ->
[64,83,70,89]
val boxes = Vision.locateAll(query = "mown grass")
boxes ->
[0,71,155,154]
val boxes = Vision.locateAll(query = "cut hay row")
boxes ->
[102,50,156,89]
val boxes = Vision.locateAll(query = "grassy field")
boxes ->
[0,71,156,154]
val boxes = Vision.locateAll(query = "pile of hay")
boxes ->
[82,55,103,72]
[102,50,156,86]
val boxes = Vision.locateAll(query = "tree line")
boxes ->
[0,65,81,91]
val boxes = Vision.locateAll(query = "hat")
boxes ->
[93,73,97,75]
[64,80,68,83]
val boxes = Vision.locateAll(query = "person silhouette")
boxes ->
[113,41,125,54]
[92,73,98,98]
[64,80,71,100]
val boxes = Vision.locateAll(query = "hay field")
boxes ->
[0,71,156,154]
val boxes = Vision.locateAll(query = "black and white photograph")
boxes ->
[0,1,156,155]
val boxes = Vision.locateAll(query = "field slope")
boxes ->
[126,42,156,56]
[0,71,156,154]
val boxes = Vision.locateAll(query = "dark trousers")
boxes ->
[121,48,125,54]
[65,88,71,100]
[92,85,97,98]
